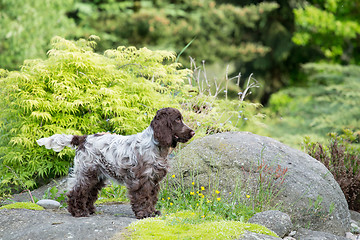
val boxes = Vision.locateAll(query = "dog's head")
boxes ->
[150,107,195,148]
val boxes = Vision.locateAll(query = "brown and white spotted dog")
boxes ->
[37,108,195,219]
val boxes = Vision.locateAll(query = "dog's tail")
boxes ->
[37,134,75,152]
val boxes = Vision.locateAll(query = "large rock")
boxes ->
[293,228,348,240]
[171,132,350,235]
[237,231,281,240]
[248,210,292,238]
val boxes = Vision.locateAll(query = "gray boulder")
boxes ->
[237,231,281,240]
[293,228,348,240]
[248,210,292,238]
[171,132,350,235]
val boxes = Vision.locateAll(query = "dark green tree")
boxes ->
[293,0,360,64]
[69,0,287,104]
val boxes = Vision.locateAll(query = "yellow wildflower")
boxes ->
[246,194,250,199]
[190,192,195,195]
[215,190,220,194]
[171,175,175,178]
[217,197,221,201]
[201,186,205,191]
[192,182,195,185]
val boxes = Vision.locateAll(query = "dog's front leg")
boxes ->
[127,178,161,219]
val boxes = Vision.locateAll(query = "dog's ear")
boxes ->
[150,108,173,147]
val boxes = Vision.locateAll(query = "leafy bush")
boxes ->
[293,1,360,63]
[305,130,360,211]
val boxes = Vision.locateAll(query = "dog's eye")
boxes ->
[175,117,181,123]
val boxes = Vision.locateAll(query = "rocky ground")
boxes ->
[1,176,360,240]
[0,178,136,240]
[0,204,136,240]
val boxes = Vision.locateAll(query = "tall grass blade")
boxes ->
[176,37,197,63]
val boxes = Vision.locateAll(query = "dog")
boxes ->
[37,107,195,219]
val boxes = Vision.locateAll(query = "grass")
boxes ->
[116,211,278,240]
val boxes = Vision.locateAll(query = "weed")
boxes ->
[305,131,360,211]
[42,185,67,208]
[157,155,287,222]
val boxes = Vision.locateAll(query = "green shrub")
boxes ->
[305,130,360,211]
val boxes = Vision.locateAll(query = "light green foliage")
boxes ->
[293,1,360,63]
[0,36,188,193]
[0,0,75,70]
[263,63,360,147]
[122,211,278,240]
[0,202,44,211]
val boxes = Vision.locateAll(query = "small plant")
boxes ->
[96,182,129,205]
[158,155,287,222]
[304,130,360,211]
[179,57,263,139]
[43,185,67,208]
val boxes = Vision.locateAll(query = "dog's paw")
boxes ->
[154,210,161,216]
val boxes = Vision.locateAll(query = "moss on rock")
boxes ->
[0,202,44,211]
[120,211,278,240]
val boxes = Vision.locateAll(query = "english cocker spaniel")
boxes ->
[37,107,195,219]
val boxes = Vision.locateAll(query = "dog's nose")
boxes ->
[190,130,195,137]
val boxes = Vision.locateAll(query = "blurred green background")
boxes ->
[1,0,360,143]
[1,0,360,191]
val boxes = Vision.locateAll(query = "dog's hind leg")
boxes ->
[86,176,106,215]
[67,170,99,217]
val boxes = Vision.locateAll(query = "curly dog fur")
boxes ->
[37,108,194,219]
